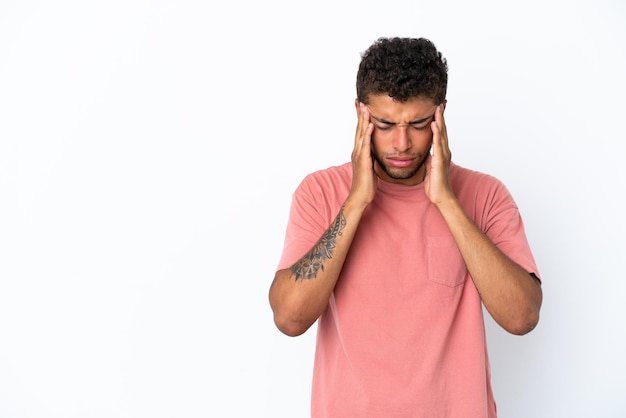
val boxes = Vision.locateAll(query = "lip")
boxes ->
[387,157,415,168]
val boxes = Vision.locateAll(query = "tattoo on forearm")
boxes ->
[291,207,347,281]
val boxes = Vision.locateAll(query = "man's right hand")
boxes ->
[349,103,377,208]
[270,102,377,337]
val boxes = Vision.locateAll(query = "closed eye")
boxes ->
[370,113,434,132]
[375,124,429,131]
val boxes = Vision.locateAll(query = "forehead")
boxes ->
[367,94,437,122]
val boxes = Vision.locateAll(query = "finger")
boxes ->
[353,104,364,157]
[432,105,449,155]
[431,111,441,155]
[360,104,372,137]
[357,104,373,152]
[437,105,448,147]
[355,103,368,149]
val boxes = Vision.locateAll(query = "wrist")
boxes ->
[432,193,461,215]
[344,194,371,216]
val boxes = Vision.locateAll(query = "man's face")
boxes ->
[365,94,438,186]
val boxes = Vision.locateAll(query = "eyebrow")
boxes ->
[369,113,435,126]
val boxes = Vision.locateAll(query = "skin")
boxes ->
[269,94,542,337]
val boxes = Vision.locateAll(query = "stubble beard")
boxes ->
[372,144,431,181]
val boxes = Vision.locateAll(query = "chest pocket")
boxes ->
[427,236,467,287]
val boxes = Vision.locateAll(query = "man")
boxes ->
[269,37,542,417]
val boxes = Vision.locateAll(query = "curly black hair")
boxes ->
[356,37,448,105]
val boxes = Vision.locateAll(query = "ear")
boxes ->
[442,99,447,112]
[354,98,360,116]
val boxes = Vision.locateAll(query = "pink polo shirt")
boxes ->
[277,162,539,418]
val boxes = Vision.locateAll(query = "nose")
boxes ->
[392,126,411,152]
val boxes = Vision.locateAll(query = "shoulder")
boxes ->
[450,162,506,190]
[297,162,352,193]
[450,162,515,205]
[291,162,352,223]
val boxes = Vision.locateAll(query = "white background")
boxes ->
[1,0,625,417]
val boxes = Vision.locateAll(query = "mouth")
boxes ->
[386,157,416,168]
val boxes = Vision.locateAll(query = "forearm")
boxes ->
[269,198,367,336]
[436,198,543,335]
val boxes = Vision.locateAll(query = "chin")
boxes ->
[383,163,420,180]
